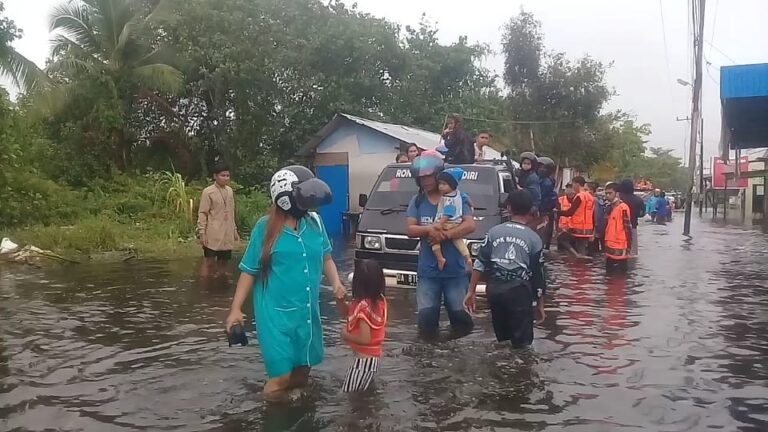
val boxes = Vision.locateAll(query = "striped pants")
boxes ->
[342,356,380,393]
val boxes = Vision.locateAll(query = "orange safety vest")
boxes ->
[558,195,572,229]
[605,200,631,260]
[569,191,595,238]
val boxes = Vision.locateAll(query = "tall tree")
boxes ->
[160,0,503,185]
[501,10,613,169]
[0,1,46,91]
[42,0,183,172]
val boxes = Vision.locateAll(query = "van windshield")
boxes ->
[366,166,499,213]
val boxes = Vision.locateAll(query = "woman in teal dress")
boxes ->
[225,165,345,397]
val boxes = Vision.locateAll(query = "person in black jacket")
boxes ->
[538,156,558,250]
[619,179,645,256]
[442,114,474,165]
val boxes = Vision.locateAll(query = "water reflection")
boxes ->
[0,218,767,431]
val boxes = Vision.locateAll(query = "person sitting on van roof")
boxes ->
[516,152,542,213]
[474,130,502,161]
[441,114,474,165]
[396,153,409,163]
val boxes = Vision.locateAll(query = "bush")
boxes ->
[0,167,272,256]
[12,217,119,254]
[0,172,84,228]
[235,188,271,236]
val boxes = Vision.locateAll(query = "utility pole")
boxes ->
[683,0,706,236]
[676,116,691,168]
[699,118,704,216]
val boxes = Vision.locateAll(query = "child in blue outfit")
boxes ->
[433,167,472,270]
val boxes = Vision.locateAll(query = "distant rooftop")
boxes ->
[721,63,768,99]
[720,63,768,152]
[298,113,440,156]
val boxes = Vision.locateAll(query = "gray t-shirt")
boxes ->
[473,221,546,298]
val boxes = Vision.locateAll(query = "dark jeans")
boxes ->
[203,247,232,260]
[416,275,473,335]
[573,238,589,255]
[606,257,629,274]
[486,281,534,348]
[587,238,603,255]
[542,211,555,250]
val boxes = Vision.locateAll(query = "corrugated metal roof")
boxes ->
[297,113,441,156]
[338,113,441,150]
[721,63,768,99]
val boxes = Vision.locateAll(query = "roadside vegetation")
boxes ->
[0,0,687,259]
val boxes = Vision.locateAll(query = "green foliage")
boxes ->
[154,0,504,186]
[501,10,613,169]
[155,169,194,223]
[234,188,272,235]
[2,3,688,255]
[0,170,270,255]
[623,148,689,191]
[33,0,183,177]
[0,1,46,91]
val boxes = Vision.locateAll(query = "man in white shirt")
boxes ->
[474,130,503,161]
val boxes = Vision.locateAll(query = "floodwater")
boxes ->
[1,217,767,432]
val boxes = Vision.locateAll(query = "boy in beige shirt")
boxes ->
[197,163,239,262]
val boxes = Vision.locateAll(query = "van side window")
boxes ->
[501,173,514,193]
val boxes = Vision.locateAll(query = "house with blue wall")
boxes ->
[298,113,440,236]
[720,63,768,221]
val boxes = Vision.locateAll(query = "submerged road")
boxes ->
[1,216,766,431]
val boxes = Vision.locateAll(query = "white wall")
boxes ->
[315,124,400,212]
[745,160,765,220]
[348,153,398,212]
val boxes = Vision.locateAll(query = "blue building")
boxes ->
[298,113,440,236]
[720,63,768,220]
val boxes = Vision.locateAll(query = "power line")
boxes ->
[704,39,737,64]
[452,114,579,125]
[708,0,720,58]
[704,56,720,86]
[687,0,693,81]
[658,0,672,81]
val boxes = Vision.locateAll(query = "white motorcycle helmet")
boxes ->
[269,165,332,215]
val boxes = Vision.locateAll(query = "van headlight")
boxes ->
[362,235,383,251]
[469,241,482,257]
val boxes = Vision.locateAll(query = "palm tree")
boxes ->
[47,0,182,94]
[0,1,46,92]
[43,0,183,167]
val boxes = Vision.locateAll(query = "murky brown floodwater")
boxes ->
[1,216,767,431]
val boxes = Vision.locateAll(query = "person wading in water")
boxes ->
[406,152,475,339]
[225,165,345,399]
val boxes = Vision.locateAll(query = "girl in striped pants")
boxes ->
[334,259,388,392]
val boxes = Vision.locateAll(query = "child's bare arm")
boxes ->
[334,298,349,318]
[342,321,372,345]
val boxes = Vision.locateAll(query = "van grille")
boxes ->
[384,237,419,251]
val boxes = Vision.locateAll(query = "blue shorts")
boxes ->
[416,275,473,333]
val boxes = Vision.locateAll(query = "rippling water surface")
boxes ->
[1,217,767,431]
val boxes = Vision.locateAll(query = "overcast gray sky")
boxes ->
[4,0,767,161]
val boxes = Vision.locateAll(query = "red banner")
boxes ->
[711,156,749,189]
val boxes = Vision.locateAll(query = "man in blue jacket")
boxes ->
[537,156,558,250]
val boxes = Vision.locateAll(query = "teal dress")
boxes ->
[239,213,332,378]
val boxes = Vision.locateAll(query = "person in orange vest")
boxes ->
[558,176,594,256]
[603,182,633,273]
[555,184,581,257]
